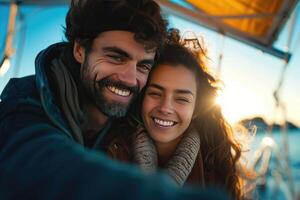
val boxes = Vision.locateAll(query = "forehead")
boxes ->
[149,64,197,92]
[92,30,156,58]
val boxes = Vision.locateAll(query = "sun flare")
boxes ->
[216,83,264,124]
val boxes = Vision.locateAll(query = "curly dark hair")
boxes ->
[64,0,168,54]
[147,29,242,199]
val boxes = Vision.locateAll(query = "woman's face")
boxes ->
[142,64,197,146]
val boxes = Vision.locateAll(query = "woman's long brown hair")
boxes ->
[153,29,242,199]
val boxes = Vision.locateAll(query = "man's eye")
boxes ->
[107,55,124,63]
[138,64,152,73]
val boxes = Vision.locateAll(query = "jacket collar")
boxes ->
[35,42,113,149]
[35,42,74,139]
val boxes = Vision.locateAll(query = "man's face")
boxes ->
[75,31,156,118]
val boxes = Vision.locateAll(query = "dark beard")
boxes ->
[80,56,140,118]
[94,78,139,118]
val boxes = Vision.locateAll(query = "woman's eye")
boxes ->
[148,92,161,97]
[176,98,190,103]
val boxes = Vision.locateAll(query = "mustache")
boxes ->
[97,78,140,95]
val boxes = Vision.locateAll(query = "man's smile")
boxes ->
[107,85,131,97]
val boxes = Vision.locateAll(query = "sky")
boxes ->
[0,2,300,127]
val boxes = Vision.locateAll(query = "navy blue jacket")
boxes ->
[0,43,228,200]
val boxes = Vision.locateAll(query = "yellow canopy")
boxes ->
[157,0,298,60]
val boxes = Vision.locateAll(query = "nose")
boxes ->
[158,97,174,115]
[118,62,137,87]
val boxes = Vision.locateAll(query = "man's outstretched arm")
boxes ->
[0,102,227,200]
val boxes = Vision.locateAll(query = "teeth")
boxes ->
[107,86,130,97]
[154,118,175,127]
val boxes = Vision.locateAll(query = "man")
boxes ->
[0,0,227,199]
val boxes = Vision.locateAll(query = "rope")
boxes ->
[270,4,298,197]
[13,11,26,77]
[216,33,225,77]
[250,4,299,199]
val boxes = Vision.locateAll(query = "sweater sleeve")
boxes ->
[0,101,228,200]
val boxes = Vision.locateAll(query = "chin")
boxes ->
[152,136,173,144]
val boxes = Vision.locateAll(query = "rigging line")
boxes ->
[271,4,297,197]
[14,7,45,32]
[286,5,296,52]
[0,7,7,55]
[10,6,49,77]
[273,0,297,110]
[3,2,18,58]
[290,3,300,53]
[216,33,225,78]
[274,3,297,92]
[292,31,300,54]
[0,2,18,77]
[0,34,5,57]
[13,11,26,77]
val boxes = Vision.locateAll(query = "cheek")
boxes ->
[142,97,151,119]
[137,74,149,89]
[180,105,195,125]
[142,96,157,121]
[86,57,114,81]
[93,63,110,81]
[81,57,96,80]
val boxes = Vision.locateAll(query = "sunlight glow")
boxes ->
[261,136,275,147]
[0,57,10,76]
[216,82,264,123]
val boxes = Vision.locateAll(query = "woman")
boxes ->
[104,29,245,199]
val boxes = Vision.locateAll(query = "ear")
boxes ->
[73,41,85,64]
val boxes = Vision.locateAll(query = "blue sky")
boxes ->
[0,3,299,126]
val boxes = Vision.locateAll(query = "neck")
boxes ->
[82,103,108,142]
[156,136,183,166]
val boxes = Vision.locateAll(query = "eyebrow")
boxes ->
[139,59,155,66]
[148,83,195,97]
[102,46,154,65]
[102,47,131,58]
